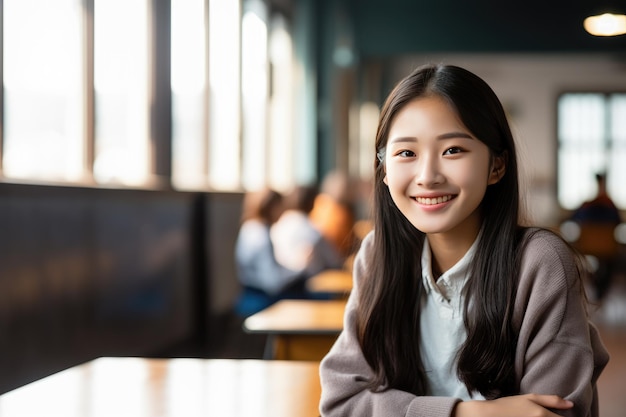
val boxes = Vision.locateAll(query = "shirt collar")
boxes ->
[421,233,480,300]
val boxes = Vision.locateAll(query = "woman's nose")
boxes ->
[415,155,444,187]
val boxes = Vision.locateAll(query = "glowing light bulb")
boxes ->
[584,13,626,36]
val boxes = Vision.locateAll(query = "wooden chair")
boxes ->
[566,221,620,299]
[573,223,619,261]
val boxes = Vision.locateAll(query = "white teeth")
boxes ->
[416,195,452,205]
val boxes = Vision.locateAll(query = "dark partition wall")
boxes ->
[0,183,199,394]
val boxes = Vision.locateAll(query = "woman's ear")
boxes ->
[488,154,506,185]
[378,150,388,185]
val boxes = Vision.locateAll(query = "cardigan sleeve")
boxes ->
[513,229,609,417]
[319,232,461,417]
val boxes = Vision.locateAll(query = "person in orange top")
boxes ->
[309,170,358,260]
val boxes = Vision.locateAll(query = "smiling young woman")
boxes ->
[319,64,609,417]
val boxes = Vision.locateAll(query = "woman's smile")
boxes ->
[413,194,456,205]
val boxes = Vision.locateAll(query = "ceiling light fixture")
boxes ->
[584,12,626,36]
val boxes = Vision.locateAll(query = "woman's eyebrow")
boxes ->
[388,136,417,144]
[389,132,474,144]
[437,132,474,140]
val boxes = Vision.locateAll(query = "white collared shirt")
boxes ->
[419,237,485,400]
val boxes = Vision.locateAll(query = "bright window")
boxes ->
[3,0,85,182]
[208,0,241,191]
[171,0,208,190]
[558,93,626,209]
[267,14,294,192]
[94,0,150,186]
[241,0,269,191]
[1,1,302,192]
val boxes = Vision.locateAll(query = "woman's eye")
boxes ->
[397,150,416,158]
[443,147,463,155]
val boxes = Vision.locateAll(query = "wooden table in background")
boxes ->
[0,357,322,417]
[306,269,353,298]
[243,299,346,361]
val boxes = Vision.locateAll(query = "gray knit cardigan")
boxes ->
[319,229,609,417]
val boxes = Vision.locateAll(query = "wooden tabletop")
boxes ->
[243,299,346,335]
[0,357,322,417]
[306,269,353,296]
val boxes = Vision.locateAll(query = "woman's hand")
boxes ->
[454,393,574,417]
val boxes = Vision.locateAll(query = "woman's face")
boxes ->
[383,96,502,243]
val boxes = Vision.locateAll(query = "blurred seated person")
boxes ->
[271,184,345,278]
[571,172,622,300]
[572,172,621,224]
[309,170,359,260]
[234,187,308,317]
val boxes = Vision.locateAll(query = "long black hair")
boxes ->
[356,64,525,398]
